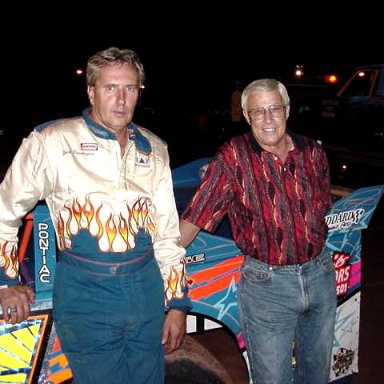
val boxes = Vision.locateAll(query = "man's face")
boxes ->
[244,90,290,152]
[88,63,140,134]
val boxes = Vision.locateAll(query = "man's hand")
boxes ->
[162,309,187,354]
[0,285,35,324]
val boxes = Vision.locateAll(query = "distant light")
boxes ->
[324,74,339,84]
[357,71,365,77]
[75,68,84,76]
[294,64,304,78]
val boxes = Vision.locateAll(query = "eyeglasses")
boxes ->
[247,105,286,120]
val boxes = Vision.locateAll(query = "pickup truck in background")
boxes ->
[289,64,384,189]
[290,64,383,146]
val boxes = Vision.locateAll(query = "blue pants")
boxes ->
[238,247,337,384]
[53,247,164,384]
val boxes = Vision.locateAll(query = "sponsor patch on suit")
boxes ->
[136,153,150,167]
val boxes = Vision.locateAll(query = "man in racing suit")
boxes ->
[0,47,191,384]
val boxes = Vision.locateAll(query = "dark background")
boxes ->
[2,37,362,142]
[0,11,375,166]
[2,17,365,124]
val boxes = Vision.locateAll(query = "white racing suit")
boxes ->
[0,108,190,383]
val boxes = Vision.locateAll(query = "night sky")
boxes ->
[1,14,369,138]
[14,39,359,118]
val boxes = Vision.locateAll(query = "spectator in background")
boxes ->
[179,78,336,384]
[229,78,247,135]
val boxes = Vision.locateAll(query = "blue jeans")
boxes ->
[238,247,337,384]
[53,243,165,384]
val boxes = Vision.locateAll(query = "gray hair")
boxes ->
[241,79,290,110]
[86,47,145,86]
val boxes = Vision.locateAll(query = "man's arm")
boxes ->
[160,219,201,353]
[162,220,201,353]
[179,219,201,248]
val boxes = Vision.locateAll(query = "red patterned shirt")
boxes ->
[181,131,332,265]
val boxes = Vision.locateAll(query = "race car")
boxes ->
[1,157,383,384]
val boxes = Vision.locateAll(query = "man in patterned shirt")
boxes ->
[180,78,336,384]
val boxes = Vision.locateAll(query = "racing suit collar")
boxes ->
[82,108,151,155]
